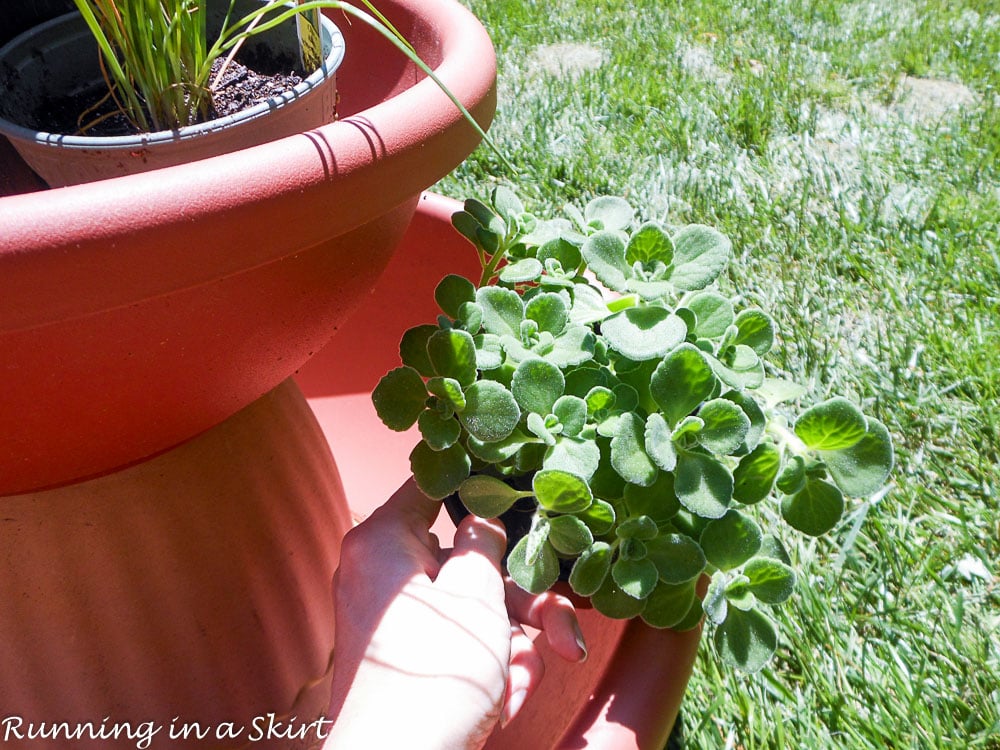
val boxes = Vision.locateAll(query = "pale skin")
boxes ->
[324,481,588,750]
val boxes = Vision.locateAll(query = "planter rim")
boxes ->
[0,10,347,150]
[0,0,497,332]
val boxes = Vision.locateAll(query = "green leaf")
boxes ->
[525,292,569,335]
[744,557,796,604]
[591,576,648,619]
[704,571,729,624]
[458,475,522,518]
[399,324,438,376]
[477,286,524,337]
[687,292,735,339]
[794,397,868,451]
[626,222,674,265]
[524,515,552,564]
[372,366,427,431]
[668,224,732,291]
[623,472,681,525]
[499,258,544,284]
[644,413,678,472]
[417,411,461,450]
[641,580,698,629]
[732,309,775,355]
[650,343,718,426]
[577,499,616,535]
[581,231,630,292]
[474,333,504,370]
[491,185,524,222]
[612,557,659,599]
[602,307,687,361]
[548,515,595,555]
[611,413,659,486]
[569,542,613,596]
[696,398,751,455]
[426,377,466,412]
[409,442,470,500]
[781,477,845,536]
[467,429,532,463]
[700,510,763,571]
[585,196,635,231]
[822,417,894,497]
[675,452,733,518]
[507,535,560,594]
[721,390,767,454]
[434,274,476,319]
[459,381,520,442]
[644,533,706,584]
[538,236,583,272]
[713,607,778,673]
[427,329,478,386]
[546,325,597,368]
[542,436,601,482]
[711,346,764,390]
[512,358,565,415]
[532,469,593,513]
[733,442,781,504]
[776,454,807,494]
[553,395,588,436]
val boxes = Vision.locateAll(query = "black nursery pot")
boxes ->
[442,475,576,582]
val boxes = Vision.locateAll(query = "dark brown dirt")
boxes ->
[40,58,305,136]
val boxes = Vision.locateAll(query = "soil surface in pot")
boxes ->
[38,57,310,136]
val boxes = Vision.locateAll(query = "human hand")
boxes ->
[324,480,588,750]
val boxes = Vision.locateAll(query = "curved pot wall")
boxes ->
[0,0,497,496]
[0,379,352,749]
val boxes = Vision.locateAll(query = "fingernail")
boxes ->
[501,688,527,728]
[572,619,588,662]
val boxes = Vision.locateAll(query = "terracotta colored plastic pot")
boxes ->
[0,0,496,496]
[0,6,346,187]
[0,379,351,749]
[299,193,702,749]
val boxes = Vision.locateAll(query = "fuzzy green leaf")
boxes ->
[477,286,524,337]
[696,398,751,455]
[650,343,718,426]
[409,442,470,500]
[644,413,678,472]
[794,397,868,451]
[399,325,438,376]
[459,381,520,442]
[458,475,522,518]
[578,499,616,535]
[713,607,778,673]
[570,283,614,325]
[781,477,845,536]
[626,222,674,265]
[499,258,544,284]
[417,411,461,450]
[602,307,687,361]
[623,472,681,525]
[687,292,735,339]
[612,413,659,486]
[532,469,593,513]
[721,390,767,454]
[733,442,781,504]
[553,395,588,436]
[427,329,478,386]
[732,309,776,355]
[675,451,733,518]
[581,231,630,292]
[525,292,569,335]
[700,510,763,571]
[668,224,732,291]
[467,429,532,463]
[744,557,796,604]
[569,541,613,597]
[434,274,476,318]
[542,436,601,481]
[613,557,659,599]
[474,333,504,371]
[644,533,707,584]
[641,580,698,629]
[512,358,565,415]
[507,535,559,594]
[585,196,635,231]
[372,366,427,431]
[822,417,894,497]
[426,377,466,412]
[704,571,729,625]
[548,515,595,555]
[591,576,648,619]
[711,346,764,390]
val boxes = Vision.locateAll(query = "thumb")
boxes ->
[434,514,507,598]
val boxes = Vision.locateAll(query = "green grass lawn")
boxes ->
[437,0,1000,746]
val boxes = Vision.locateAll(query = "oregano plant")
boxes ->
[372,186,894,673]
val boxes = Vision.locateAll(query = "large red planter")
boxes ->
[0,0,496,496]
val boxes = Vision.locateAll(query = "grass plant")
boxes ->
[438,0,999,746]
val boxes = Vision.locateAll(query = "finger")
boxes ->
[434,514,507,595]
[379,477,442,528]
[505,582,588,663]
[500,620,545,729]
